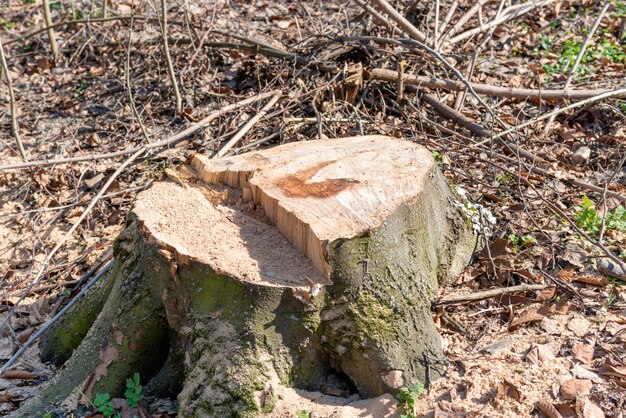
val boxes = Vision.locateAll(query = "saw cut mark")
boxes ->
[276,161,360,199]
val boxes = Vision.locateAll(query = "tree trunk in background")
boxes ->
[15,135,475,417]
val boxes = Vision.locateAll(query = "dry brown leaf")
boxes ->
[2,369,38,380]
[598,359,626,379]
[560,379,592,400]
[509,305,551,331]
[433,400,467,417]
[561,248,587,268]
[536,399,563,418]
[495,379,521,402]
[478,238,510,259]
[573,275,609,286]
[555,269,576,283]
[572,343,594,365]
[526,346,540,365]
[582,399,605,418]
[555,401,577,418]
[536,286,557,301]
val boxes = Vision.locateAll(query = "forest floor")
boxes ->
[0,0,625,417]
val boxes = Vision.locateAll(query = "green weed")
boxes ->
[574,195,626,236]
[124,372,142,408]
[507,234,538,253]
[396,382,425,418]
[295,410,309,418]
[93,393,119,418]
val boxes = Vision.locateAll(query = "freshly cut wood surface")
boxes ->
[192,135,435,276]
[133,180,326,287]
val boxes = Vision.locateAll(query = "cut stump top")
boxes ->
[134,136,435,286]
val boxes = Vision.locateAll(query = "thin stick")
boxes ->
[449,0,556,44]
[5,16,139,46]
[215,92,282,158]
[366,0,427,42]
[419,91,491,138]
[42,0,59,57]
[160,0,182,114]
[354,0,394,28]
[124,14,151,143]
[0,148,144,333]
[396,60,404,102]
[544,0,612,129]
[0,260,114,376]
[0,91,279,171]
[369,68,626,100]
[436,0,458,48]
[235,131,281,153]
[447,1,482,38]
[0,37,27,161]
[434,0,440,48]
[436,284,551,306]
[474,87,626,145]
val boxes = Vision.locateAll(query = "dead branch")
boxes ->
[124,14,151,143]
[0,91,279,171]
[4,16,139,46]
[160,0,183,114]
[449,0,557,44]
[474,87,626,145]
[447,1,482,39]
[0,260,114,376]
[42,0,58,57]
[545,0,612,129]
[436,0,458,49]
[418,91,491,138]
[0,147,145,334]
[369,68,626,101]
[363,0,427,42]
[0,37,27,161]
[215,92,282,158]
[436,284,551,306]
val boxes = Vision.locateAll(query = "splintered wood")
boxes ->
[135,135,435,286]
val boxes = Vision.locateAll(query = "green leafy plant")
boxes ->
[124,372,142,408]
[42,413,52,418]
[507,234,538,253]
[574,195,626,236]
[396,382,425,418]
[94,393,119,418]
[537,33,553,52]
[295,410,309,418]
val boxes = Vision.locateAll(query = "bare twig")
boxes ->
[369,68,626,101]
[215,92,282,158]
[0,260,114,376]
[42,0,59,57]
[449,0,556,44]
[0,37,27,161]
[124,14,151,143]
[0,148,144,333]
[436,0,458,48]
[447,1,482,39]
[544,0,612,130]
[474,87,626,145]
[5,16,139,46]
[364,0,427,42]
[436,284,551,306]
[0,91,279,171]
[419,91,491,138]
[160,0,183,114]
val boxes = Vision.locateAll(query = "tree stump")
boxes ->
[18,135,475,417]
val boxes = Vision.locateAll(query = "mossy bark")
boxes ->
[14,167,474,417]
